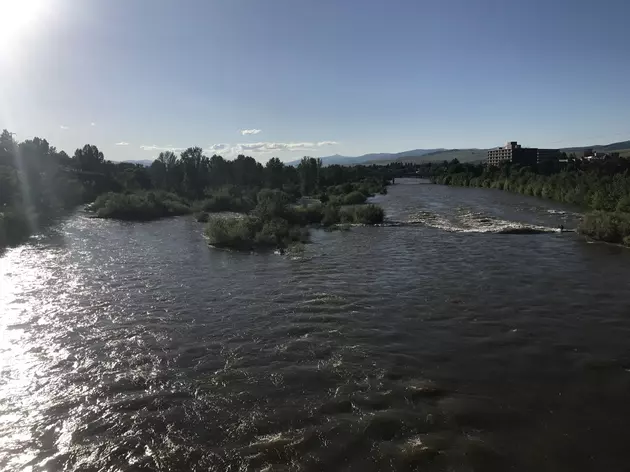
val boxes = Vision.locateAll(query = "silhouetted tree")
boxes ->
[74,144,105,172]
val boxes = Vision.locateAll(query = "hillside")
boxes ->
[561,140,630,154]
[286,148,444,166]
[368,148,487,165]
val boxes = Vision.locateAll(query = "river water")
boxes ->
[1,179,630,471]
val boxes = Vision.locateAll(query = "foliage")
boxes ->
[321,204,341,227]
[0,130,86,247]
[578,211,630,245]
[74,144,105,172]
[196,186,257,213]
[287,204,325,226]
[342,191,368,205]
[430,157,630,246]
[0,127,399,248]
[203,181,385,251]
[205,215,308,251]
[205,189,310,251]
[339,204,385,225]
[195,211,210,223]
[429,159,630,212]
[89,191,191,220]
[297,157,322,195]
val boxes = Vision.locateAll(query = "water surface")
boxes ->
[1,179,630,471]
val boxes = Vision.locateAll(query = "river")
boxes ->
[1,179,630,471]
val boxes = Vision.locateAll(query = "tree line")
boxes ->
[1,129,420,248]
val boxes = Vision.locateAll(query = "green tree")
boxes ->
[265,157,285,189]
[74,144,105,172]
[297,157,321,195]
[180,147,210,198]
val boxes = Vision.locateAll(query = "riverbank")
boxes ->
[430,160,630,246]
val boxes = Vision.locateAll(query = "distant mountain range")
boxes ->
[290,148,488,165]
[122,159,154,166]
[286,149,445,166]
[340,139,630,165]
[560,140,630,154]
[123,139,630,167]
[368,148,488,165]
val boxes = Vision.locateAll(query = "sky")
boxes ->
[1,0,629,162]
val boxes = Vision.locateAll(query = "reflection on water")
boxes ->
[1,180,630,471]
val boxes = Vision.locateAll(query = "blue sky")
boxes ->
[1,0,629,162]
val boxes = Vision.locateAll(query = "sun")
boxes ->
[0,0,48,45]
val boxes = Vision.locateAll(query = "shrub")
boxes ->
[287,204,324,225]
[255,189,292,219]
[340,204,385,225]
[198,196,250,213]
[321,204,341,227]
[255,217,292,246]
[205,216,253,249]
[89,191,191,220]
[343,191,368,205]
[205,214,308,251]
[578,211,630,244]
[197,186,257,213]
[616,196,630,213]
[195,211,210,223]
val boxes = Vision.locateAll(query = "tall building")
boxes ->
[486,141,559,166]
[536,148,562,163]
[486,141,537,167]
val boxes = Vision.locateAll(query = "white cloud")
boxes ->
[60,125,69,130]
[91,122,96,127]
[140,145,186,152]
[115,142,130,146]
[240,129,262,136]
[133,141,337,156]
[234,141,338,153]
[206,143,229,153]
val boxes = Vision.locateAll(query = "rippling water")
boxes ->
[2,179,630,471]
